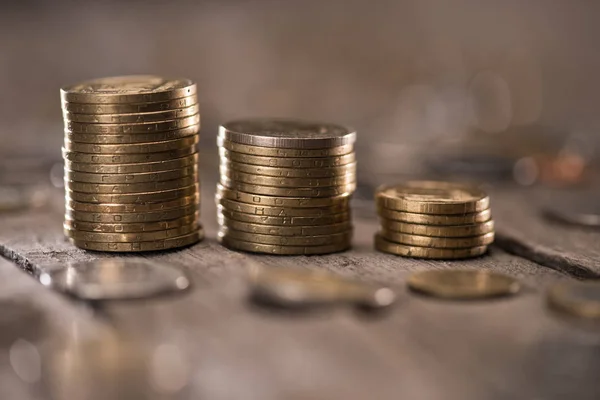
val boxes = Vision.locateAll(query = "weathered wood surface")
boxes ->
[0,169,599,399]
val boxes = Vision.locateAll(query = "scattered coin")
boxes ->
[407,269,520,299]
[375,234,488,259]
[547,281,600,318]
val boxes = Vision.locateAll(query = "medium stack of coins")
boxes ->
[216,119,356,255]
[375,181,494,259]
[61,75,203,252]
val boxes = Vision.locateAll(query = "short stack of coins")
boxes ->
[216,119,356,255]
[61,75,203,252]
[374,181,494,259]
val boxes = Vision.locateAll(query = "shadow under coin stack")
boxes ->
[375,181,494,259]
[216,119,356,255]
[61,75,203,252]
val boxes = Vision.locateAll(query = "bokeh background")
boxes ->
[2,0,600,185]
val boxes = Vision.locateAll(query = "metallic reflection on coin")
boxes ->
[247,264,396,310]
[547,281,600,319]
[39,259,190,300]
[543,204,600,228]
[407,269,520,300]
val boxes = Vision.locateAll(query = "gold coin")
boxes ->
[65,204,197,223]
[64,223,198,242]
[65,165,197,184]
[62,146,197,164]
[547,281,600,319]
[220,160,356,178]
[63,104,199,124]
[216,184,351,208]
[407,270,520,299]
[220,177,355,198]
[375,181,490,215]
[65,213,199,233]
[218,206,350,226]
[61,95,197,114]
[65,153,198,174]
[66,194,198,213]
[219,148,356,168]
[380,219,495,238]
[67,176,196,194]
[218,216,351,236]
[218,137,353,157]
[218,236,350,255]
[380,230,495,249]
[64,135,199,154]
[377,207,492,225]
[66,184,199,204]
[69,229,203,252]
[65,125,198,145]
[65,114,200,134]
[216,197,348,217]
[374,234,488,259]
[219,228,352,246]
[220,169,355,188]
[60,75,196,104]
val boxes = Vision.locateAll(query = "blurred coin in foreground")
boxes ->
[547,281,600,319]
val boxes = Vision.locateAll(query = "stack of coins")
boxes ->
[374,181,494,259]
[216,119,356,255]
[61,75,203,252]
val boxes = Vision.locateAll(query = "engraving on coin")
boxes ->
[67,176,196,194]
[65,114,200,135]
[219,148,356,168]
[218,206,350,226]
[66,184,199,204]
[216,197,347,217]
[218,137,353,157]
[62,146,197,164]
[64,135,199,154]
[63,104,199,124]
[66,194,198,213]
[407,270,520,299]
[65,166,197,184]
[65,153,198,174]
[65,125,198,145]
[62,96,197,114]
[65,204,197,223]
[380,219,495,238]
[375,234,488,259]
[219,227,352,246]
[69,230,203,252]
[220,160,356,178]
[216,184,350,208]
[221,177,356,198]
[65,213,199,233]
[220,169,355,188]
[377,207,492,225]
[219,235,350,255]
[379,230,495,249]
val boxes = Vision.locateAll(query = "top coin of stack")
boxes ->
[374,181,494,259]
[216,118,357,255]
[61,75,203,252]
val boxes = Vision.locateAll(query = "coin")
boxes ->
[62,95,197,114]
[65,153,198,174]
[65,114,200,134]
[216,184,351,208]
[220,148,356,168]
[375,181,490,214]
[64,224,198,242]
[216,197,348,217]
[374,234,488,259]
[220,160,356,178]
[407,270,520,299]
[220,177,355,198]
[218,206,350,226]
[377,207,492,225]
[65,213,199,233]
[218,137,353,157]
[217,217,351,236]
[380,230,495,248]
[67,184,199,204]
[219,118,356,149]
[64,135,199,154]
[543,204,600,228]
[67,176,196,194]
[220,169,355,188]
[66,194,198,213]
[65,125,198,144]
[380,219,495,238]
[219,227,352,246]
[69,229,203,252]
[62,146,197,164]
[65,165,197,184]
[63,104,199,124]
[219,235,350,255]
[65,204,197,223]
[60,75,196,104]
[547,281,600,318]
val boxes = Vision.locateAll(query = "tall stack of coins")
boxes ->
[216,119,356,255]
[375,181,494,259]
[61,75,203,252]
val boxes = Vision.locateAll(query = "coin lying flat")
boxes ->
[66,184,199,204]
[66,194,198,213]
[65,165,197,184]
[377,207,492,225]
[65,213,199,233]
[221,177,355,198]
[216,184,350,208]
[70,229,203,252]
[219,118,356,149]
[67,176,196,194]
[39,259,190,300]
[407,269,520,299]
[65,153,198,174]
[380,230,495,249]
[218,137,353,157]
[62,95,197,114]
[221,160,356,178]
[547,281,600,318]
[376,181,490,215]
[63,104,200,124]
[64,135,199,154]
[219,235,350,255]
[216,197,348,217]
[543,203,600,228]
[220,148,356,168]
[60,75,196,104]
[218,206,350,226]
[375,234,488,259]
[64,223,198,242]
[65,114,200,135]
[219,228,352,246]
[65,204,197,223]
[62,146,197,164]
[380,219,495,238]
[218,217,351,236]
[221,169,355,188]
[65,125,198,144]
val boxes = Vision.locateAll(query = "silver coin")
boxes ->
[219,118,356,149]
[39,259,190,300]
